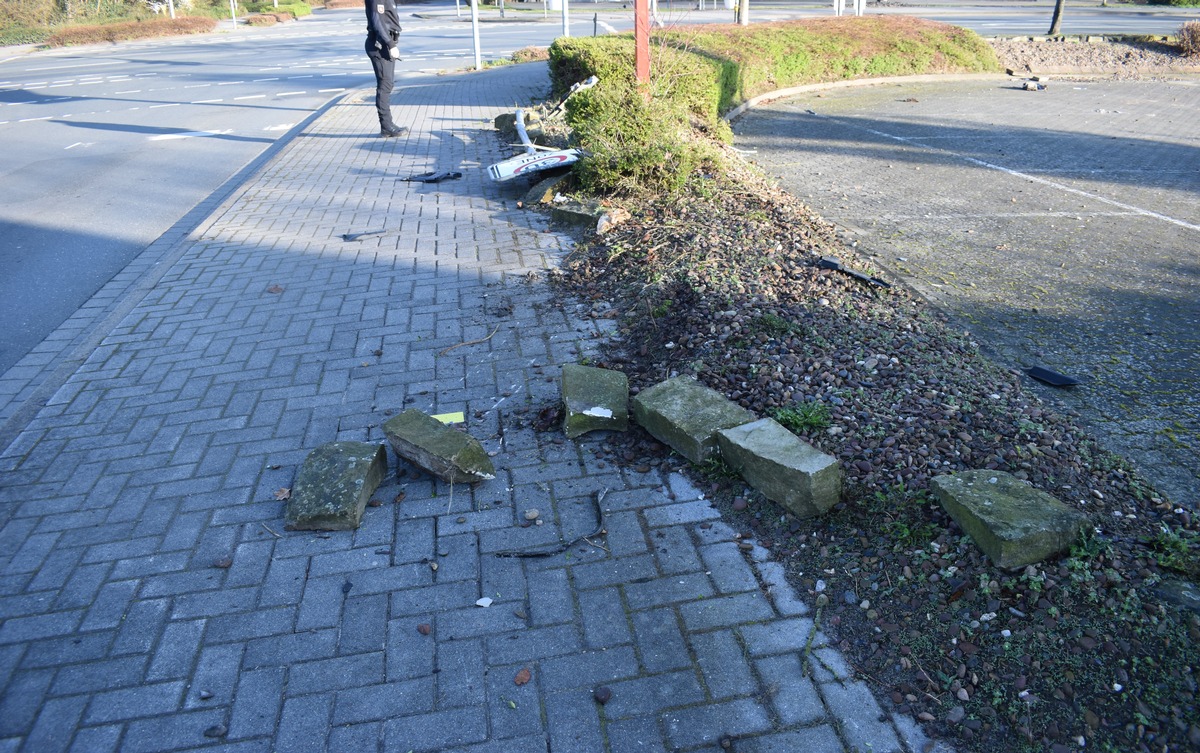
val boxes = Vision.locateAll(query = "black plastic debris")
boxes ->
[816,256,891,289]
[341,230,388,242]
[402,171,463,183]
[1026,366,1080,387]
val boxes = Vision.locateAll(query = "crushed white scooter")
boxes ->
[487,76,598,183]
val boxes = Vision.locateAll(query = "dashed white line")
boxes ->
[19,116,52,122]
[252,77,280,82]
[318,88,345,93]
[115,90,142,94]
[184,83,212,89]
[277,91,306,97]
[191,98,224,104]
[217,81,245,86]
[234,94,267,100]
[149,103,181,108]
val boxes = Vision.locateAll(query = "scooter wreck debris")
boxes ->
[488,76,598,183]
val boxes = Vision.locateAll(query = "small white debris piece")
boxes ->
[476,597,493,608]
[582,407,613,419]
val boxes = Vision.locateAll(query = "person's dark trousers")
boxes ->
[368,50,397,132]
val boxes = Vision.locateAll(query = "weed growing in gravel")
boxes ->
[1146,525,1199,576]
[698,456,741,482]
[769,401,832,433]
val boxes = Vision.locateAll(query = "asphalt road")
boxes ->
[732,77,1200,506]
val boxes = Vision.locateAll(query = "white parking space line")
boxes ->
[850,119,1200,234]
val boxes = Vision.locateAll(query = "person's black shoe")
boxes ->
[380,126,407,138]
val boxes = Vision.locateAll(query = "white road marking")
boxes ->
[191,98,224,104]
[25,60,124,71]
[115,90,142,94]
[253,77,280,82]
[850,120,1200,234]
[18,116,52,122]
[217,81,245,86]
[148,129,234,141]
[234,94,266,100]
[149,103,180,108]
[64,142,94,149]
[263,123,296,131]
[276,91,306,97]
[184,83,212,89]
[318,88,346,93]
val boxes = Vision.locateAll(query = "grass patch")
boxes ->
[769,402,832,434]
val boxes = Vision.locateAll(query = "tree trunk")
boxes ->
[1048,0,1065,35]
[738,0,748,25]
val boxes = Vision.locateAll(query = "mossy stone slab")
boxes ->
[383,409,495,483]
[285,442,387,531]
[562,363,629,439]
[931,470,1088,569]
[631,376,754,464]
[718,418,841,518]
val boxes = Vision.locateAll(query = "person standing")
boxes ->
[365,0,404,137]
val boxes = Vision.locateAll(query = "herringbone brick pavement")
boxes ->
[0,64,948,753]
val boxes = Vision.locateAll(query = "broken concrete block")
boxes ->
[631,376,754,464]
[285,442,387,531]
[523,173,571,206]
[550,198,605,228]
[561,363,629,439]
[717,418,841,518]
[383,409,495,484]
[931,470,1088,569]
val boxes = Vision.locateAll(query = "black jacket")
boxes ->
[365,0,401,58]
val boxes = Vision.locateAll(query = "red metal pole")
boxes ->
[634,0,650,83]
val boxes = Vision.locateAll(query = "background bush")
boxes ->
[43,15,217,45]
[1182,20,1200,53]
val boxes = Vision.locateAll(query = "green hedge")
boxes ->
[547,16,999,196]
[43,16,218,46]
[246,1,311,16]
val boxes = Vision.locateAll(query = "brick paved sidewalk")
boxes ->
[0,63,948,753]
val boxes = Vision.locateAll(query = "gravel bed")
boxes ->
[543,39,1199,753]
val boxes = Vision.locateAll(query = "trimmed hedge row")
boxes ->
[547,17,1000,195]
[43,16,217,46]
[246,1,312,16]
